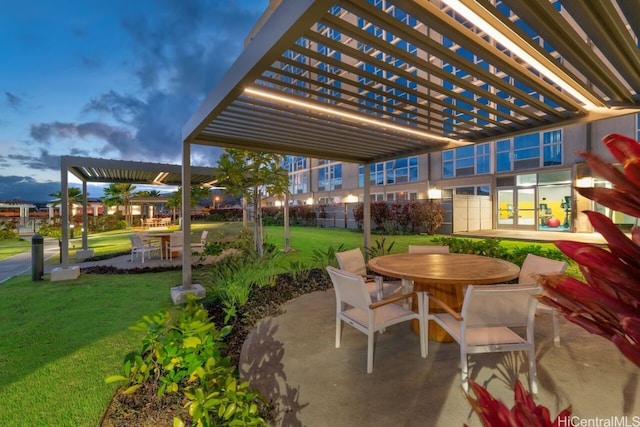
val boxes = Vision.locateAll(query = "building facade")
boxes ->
[255,0,639,234]
[271,113,640,235]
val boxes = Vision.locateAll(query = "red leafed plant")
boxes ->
[464,380,571,427]
[539,133,640,368]
[466,133,640,426]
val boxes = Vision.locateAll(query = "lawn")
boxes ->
[0,271,181,426]
[0,223,574,425]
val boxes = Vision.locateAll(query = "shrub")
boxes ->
[106,295,267,426]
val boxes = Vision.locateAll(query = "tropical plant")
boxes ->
[106,295,267,426]
[539,133,640,367]
[364,236,395,258]
[102,183,136,226]
[212,149,289,256]
[49,187,84,224]
[464,380,571,427]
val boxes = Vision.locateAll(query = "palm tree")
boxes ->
[49,187,84,224]
[102,183,136,226]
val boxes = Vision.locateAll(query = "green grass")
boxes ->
[0,271,180,426]
[0,238,31,260]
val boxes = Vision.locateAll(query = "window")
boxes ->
[359,157,418,187]
[495,130,562,172]
[453,185,490,196]
[442,143,490,177]
[318,161,342,191]
[543,129,562,166]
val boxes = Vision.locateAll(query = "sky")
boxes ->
[0,0,268,202]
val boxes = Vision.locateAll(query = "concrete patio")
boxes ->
[240,290,639,426]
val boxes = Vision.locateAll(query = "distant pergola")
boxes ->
[179,0,640,295]
[58,156,216,269]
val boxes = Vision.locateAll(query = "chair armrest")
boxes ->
[363,274,377,283]
[428,295,463,321]
[370,292,417,309]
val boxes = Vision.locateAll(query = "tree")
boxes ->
[212,149,289,256]
[166,186,211,221]
[102,183,136,226]
[49,187,84,224]
[134,189,162,198]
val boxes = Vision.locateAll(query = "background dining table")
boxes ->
[368,253,520,342]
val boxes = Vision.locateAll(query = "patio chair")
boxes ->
[518,254,568,346]
[130,234,161,264]
[427,283,542,393]
[408,245,450,254]
[335,248,402,301]
[165,232,184,260]
[191,230,209,253]
[326,266,427,373]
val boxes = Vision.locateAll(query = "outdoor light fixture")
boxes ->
[244,87,459,143]
[437,0,603,110]
[153,172,169,184]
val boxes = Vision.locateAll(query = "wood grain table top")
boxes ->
[368,253,520,285]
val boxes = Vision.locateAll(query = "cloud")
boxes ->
[0,175,61,202]
[5,92,23,110]
[11,1,266,200]
[7,149,61,171]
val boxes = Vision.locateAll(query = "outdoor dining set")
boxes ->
[328,247,567,394]
[129,230,208,264]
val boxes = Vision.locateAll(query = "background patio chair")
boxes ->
[517,254,568,346]
[335,248,402,301]
[408,245,450,254]
[165,232,184,260]
[326,266,427,373]
[191,230,209,253]
[427,283,542,393]
[130,234,161,264]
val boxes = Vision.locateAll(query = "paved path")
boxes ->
[0,237,60,283]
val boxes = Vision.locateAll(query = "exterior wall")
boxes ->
[453,195,492,233]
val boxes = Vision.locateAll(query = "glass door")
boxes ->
[497,187,537,229]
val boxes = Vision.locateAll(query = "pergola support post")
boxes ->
[173,140,205,304]
[51,158,80,281]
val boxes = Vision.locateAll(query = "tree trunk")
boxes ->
[253,187,263,257]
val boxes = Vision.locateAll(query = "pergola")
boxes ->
[58,156,216,270]
[179,0,639,294]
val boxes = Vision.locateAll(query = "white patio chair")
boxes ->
[191,230,209,253]
[518,254,568,346]
[326,266,427,373]
[130,234,161,264]
[408,245,450,254]
[335,248,402,301]
[165,232,184,260]
[427,283,542,393]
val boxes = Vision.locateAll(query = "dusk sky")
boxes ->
[1,0,268,202]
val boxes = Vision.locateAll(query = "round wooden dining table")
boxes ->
[368,253,520,342]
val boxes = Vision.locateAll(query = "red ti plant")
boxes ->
[464,380,571,427]
[539,133,640,368]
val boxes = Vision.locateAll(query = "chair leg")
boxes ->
[335,318,342,349]
[529,349,538,394]
[551,309,560,347]
[402,278,412,309]
[367,330,374,374]
[461,352,469,392]
[417,293,427,358]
